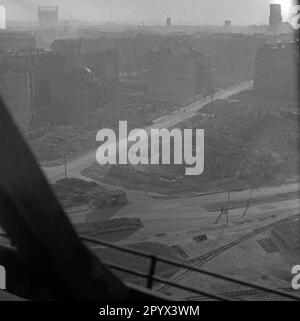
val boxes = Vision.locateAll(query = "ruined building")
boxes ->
[0,32,37,52]
[34,45,118,123]
[38,6,59,27]
[1,38,119,126]
[66,33,163,76]
[146,34,274,104]
[254,42,299,100]
[148,38,212,105]
[0,53,34,131]
[166,34,266,85]
[0,33,37,131]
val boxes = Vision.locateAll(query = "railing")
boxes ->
[81,235,300,301]
[1,231,300,301]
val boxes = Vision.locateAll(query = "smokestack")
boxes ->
[166,17,172,28]
[269,4,282,30]
[224,20,232,30]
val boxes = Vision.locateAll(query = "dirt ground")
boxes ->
[52,178,108,210]
[28,93,179,165]
[83,92,299,196]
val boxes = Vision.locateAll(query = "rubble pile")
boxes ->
[86,93,299,194]
[28,125,96,163]
[52,178,108,209]
[28,94,178,164]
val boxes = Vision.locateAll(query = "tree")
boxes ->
[205,85,216,102]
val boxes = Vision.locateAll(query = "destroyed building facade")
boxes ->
[0,32,37,131]
[147,38,213,105]
[34,39,119,123]
[254,42,299,100]
[38,6,59,27]
[0,32,37,52]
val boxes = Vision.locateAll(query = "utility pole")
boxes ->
[64,155,67,179]
[226,190,231,226]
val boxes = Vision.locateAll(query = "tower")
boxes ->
[38,6,59,26]
[0,4,6,30]
[269,4,282,30]
[166,17,172,28]
[224,20,232,31]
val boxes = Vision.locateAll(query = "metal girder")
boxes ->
[0,97,128,300]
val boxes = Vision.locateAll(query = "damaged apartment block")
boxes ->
[35,39,119,123]
[148,38,213,105]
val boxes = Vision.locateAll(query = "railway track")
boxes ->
[185,287,300,301]
[159,213,300,294]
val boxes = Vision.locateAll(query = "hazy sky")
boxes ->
[1,0,295,24]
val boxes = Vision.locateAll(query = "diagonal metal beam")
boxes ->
[0,97,128,300]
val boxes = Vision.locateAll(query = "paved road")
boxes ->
[42,81,253,183]
[110,182,300,220]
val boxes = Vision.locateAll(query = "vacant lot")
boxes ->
[28,93,178,164]
[85,92,299,195]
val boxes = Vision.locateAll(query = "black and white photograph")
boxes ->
[0,0,300,306]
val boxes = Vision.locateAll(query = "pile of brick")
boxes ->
[76,217,143,236]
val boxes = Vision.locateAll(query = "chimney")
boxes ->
[166,17,172,28]
[224,20,232,30]
[269,4,282,30]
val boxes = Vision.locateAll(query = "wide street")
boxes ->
[42,81,253,184]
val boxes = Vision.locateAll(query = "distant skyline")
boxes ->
[1,0,296,25]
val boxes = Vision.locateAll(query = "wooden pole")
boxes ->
[64,156,67,179]
[227,190,231,225]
